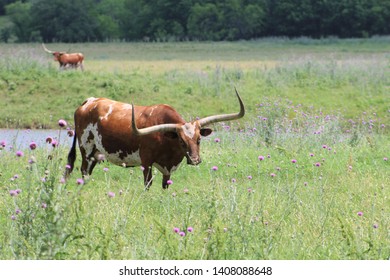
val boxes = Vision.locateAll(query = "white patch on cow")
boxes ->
[149,106,157,116]
[122,104,132,110]
[80,123,141,166]
[100,104,113,121]
[154,163,180,175]
[182,123,196,139]
[81,97,97,111]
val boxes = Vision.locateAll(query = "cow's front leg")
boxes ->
[162,175,171,189]
[143,166,153,190]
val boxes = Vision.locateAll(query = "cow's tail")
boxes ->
[65,132,77,179]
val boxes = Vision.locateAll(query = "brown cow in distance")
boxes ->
[42,43,84,70]
[65,89,245,189]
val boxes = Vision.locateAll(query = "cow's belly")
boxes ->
[105,150,142,167]
[79,123,141,167]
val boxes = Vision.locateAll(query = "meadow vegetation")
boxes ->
[0,38,389,259]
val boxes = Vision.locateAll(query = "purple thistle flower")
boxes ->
[212,166,218,171]
[291,159,297,163]
[187,227,193,233]
[67,130,74,137]
[167,179,173,185]
[76,178,84,185]
[16,151,24,157]
[9,190,18,196]
[45,136,53,144]
[270,173,276,177]
[58,119,67,127]
[357,211,363,217]
[315,162,321,167]
[179,231,186,237]
[103,167,109,172]
[0,140,5,148]
[29,141,37,150]
[384,157,388,161]
[15,209,22,215]
[65,164,72,170]
[41,202,47,209]
[322,145,327,149]
[258,155,265,161]
[373,224,378,229]
[214,138,221,143]
[173,227,180,233]
[11,215,16,221]
[231,178,236,183]
[107,192,115,198]
[247,175,252,180]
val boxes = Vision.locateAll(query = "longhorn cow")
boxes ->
[42,43,84,70]
[65,89,245,189]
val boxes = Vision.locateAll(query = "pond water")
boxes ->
[0,129,73,150]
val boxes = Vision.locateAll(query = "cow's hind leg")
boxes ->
[80,147,97,178]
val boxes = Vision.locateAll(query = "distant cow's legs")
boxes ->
[143,166,153,189]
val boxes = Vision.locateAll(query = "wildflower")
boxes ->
[173,227,180,233]
[212,166,218,171]
[357,211,363,217]
[258,155,265,161]
[97,154,105,161]
[59,177,65,184]
[65,164,72,170]
[41,203,47,209]
[140,166,145,171]
[373,224,378,229]
[214,138,221,143]
[291,159,297,163]
[15,189,21,194]
[58,119,67,127]
[15,209,21,215]
[119,190,123,195]
[179,231,186,237]
[29,141,37,150]
[267,154,271,158]
[187,227,193,233]
[11,215,16,221]
[315,162,321,167]
[76,178,84,185]
[183,188,189,194]
[247,175,252,180]
[231,178,236,183]
[223,227,228,232]
[276,167,281,171]
[51,140,58,147]
[167,179,173,185]
[107,192,115,198]
[29,156,37,164]
[171,192,176,197]
[67,130,75,137]
[9,190,18,196]
[310,153,314,157]
[46,136,53,144]
[0,140,5,148]
[384,157,388,161]
[16,151,24,157]
[247,188,252,192]
[103,167,109,172]
[304,182,308,186]
[322,145,327,149]
[270,173,276,177]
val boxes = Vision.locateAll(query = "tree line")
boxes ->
[1,0,389,43]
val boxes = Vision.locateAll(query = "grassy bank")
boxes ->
[0,38,389,130]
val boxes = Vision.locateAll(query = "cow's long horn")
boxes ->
[198,88,245,127]
[131,104,178,136]
[42,43,54,54]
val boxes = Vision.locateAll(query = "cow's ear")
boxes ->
[200,128,212,137]
[164,131,178,139]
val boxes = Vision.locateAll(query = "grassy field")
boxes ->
[0,38,389,259]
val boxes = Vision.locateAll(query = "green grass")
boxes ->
[0,38,389,259]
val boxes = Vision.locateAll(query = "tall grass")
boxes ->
[0,39,389,259]
[1,101,388,259]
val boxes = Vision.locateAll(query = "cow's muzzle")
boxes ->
[186,153,201,165]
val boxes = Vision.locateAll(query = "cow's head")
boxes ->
[131,89,245,165]
[42,43,65,61]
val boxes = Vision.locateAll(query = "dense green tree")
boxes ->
[5,1,34,42]
[30,0,100,42]
[2,0,390,42]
